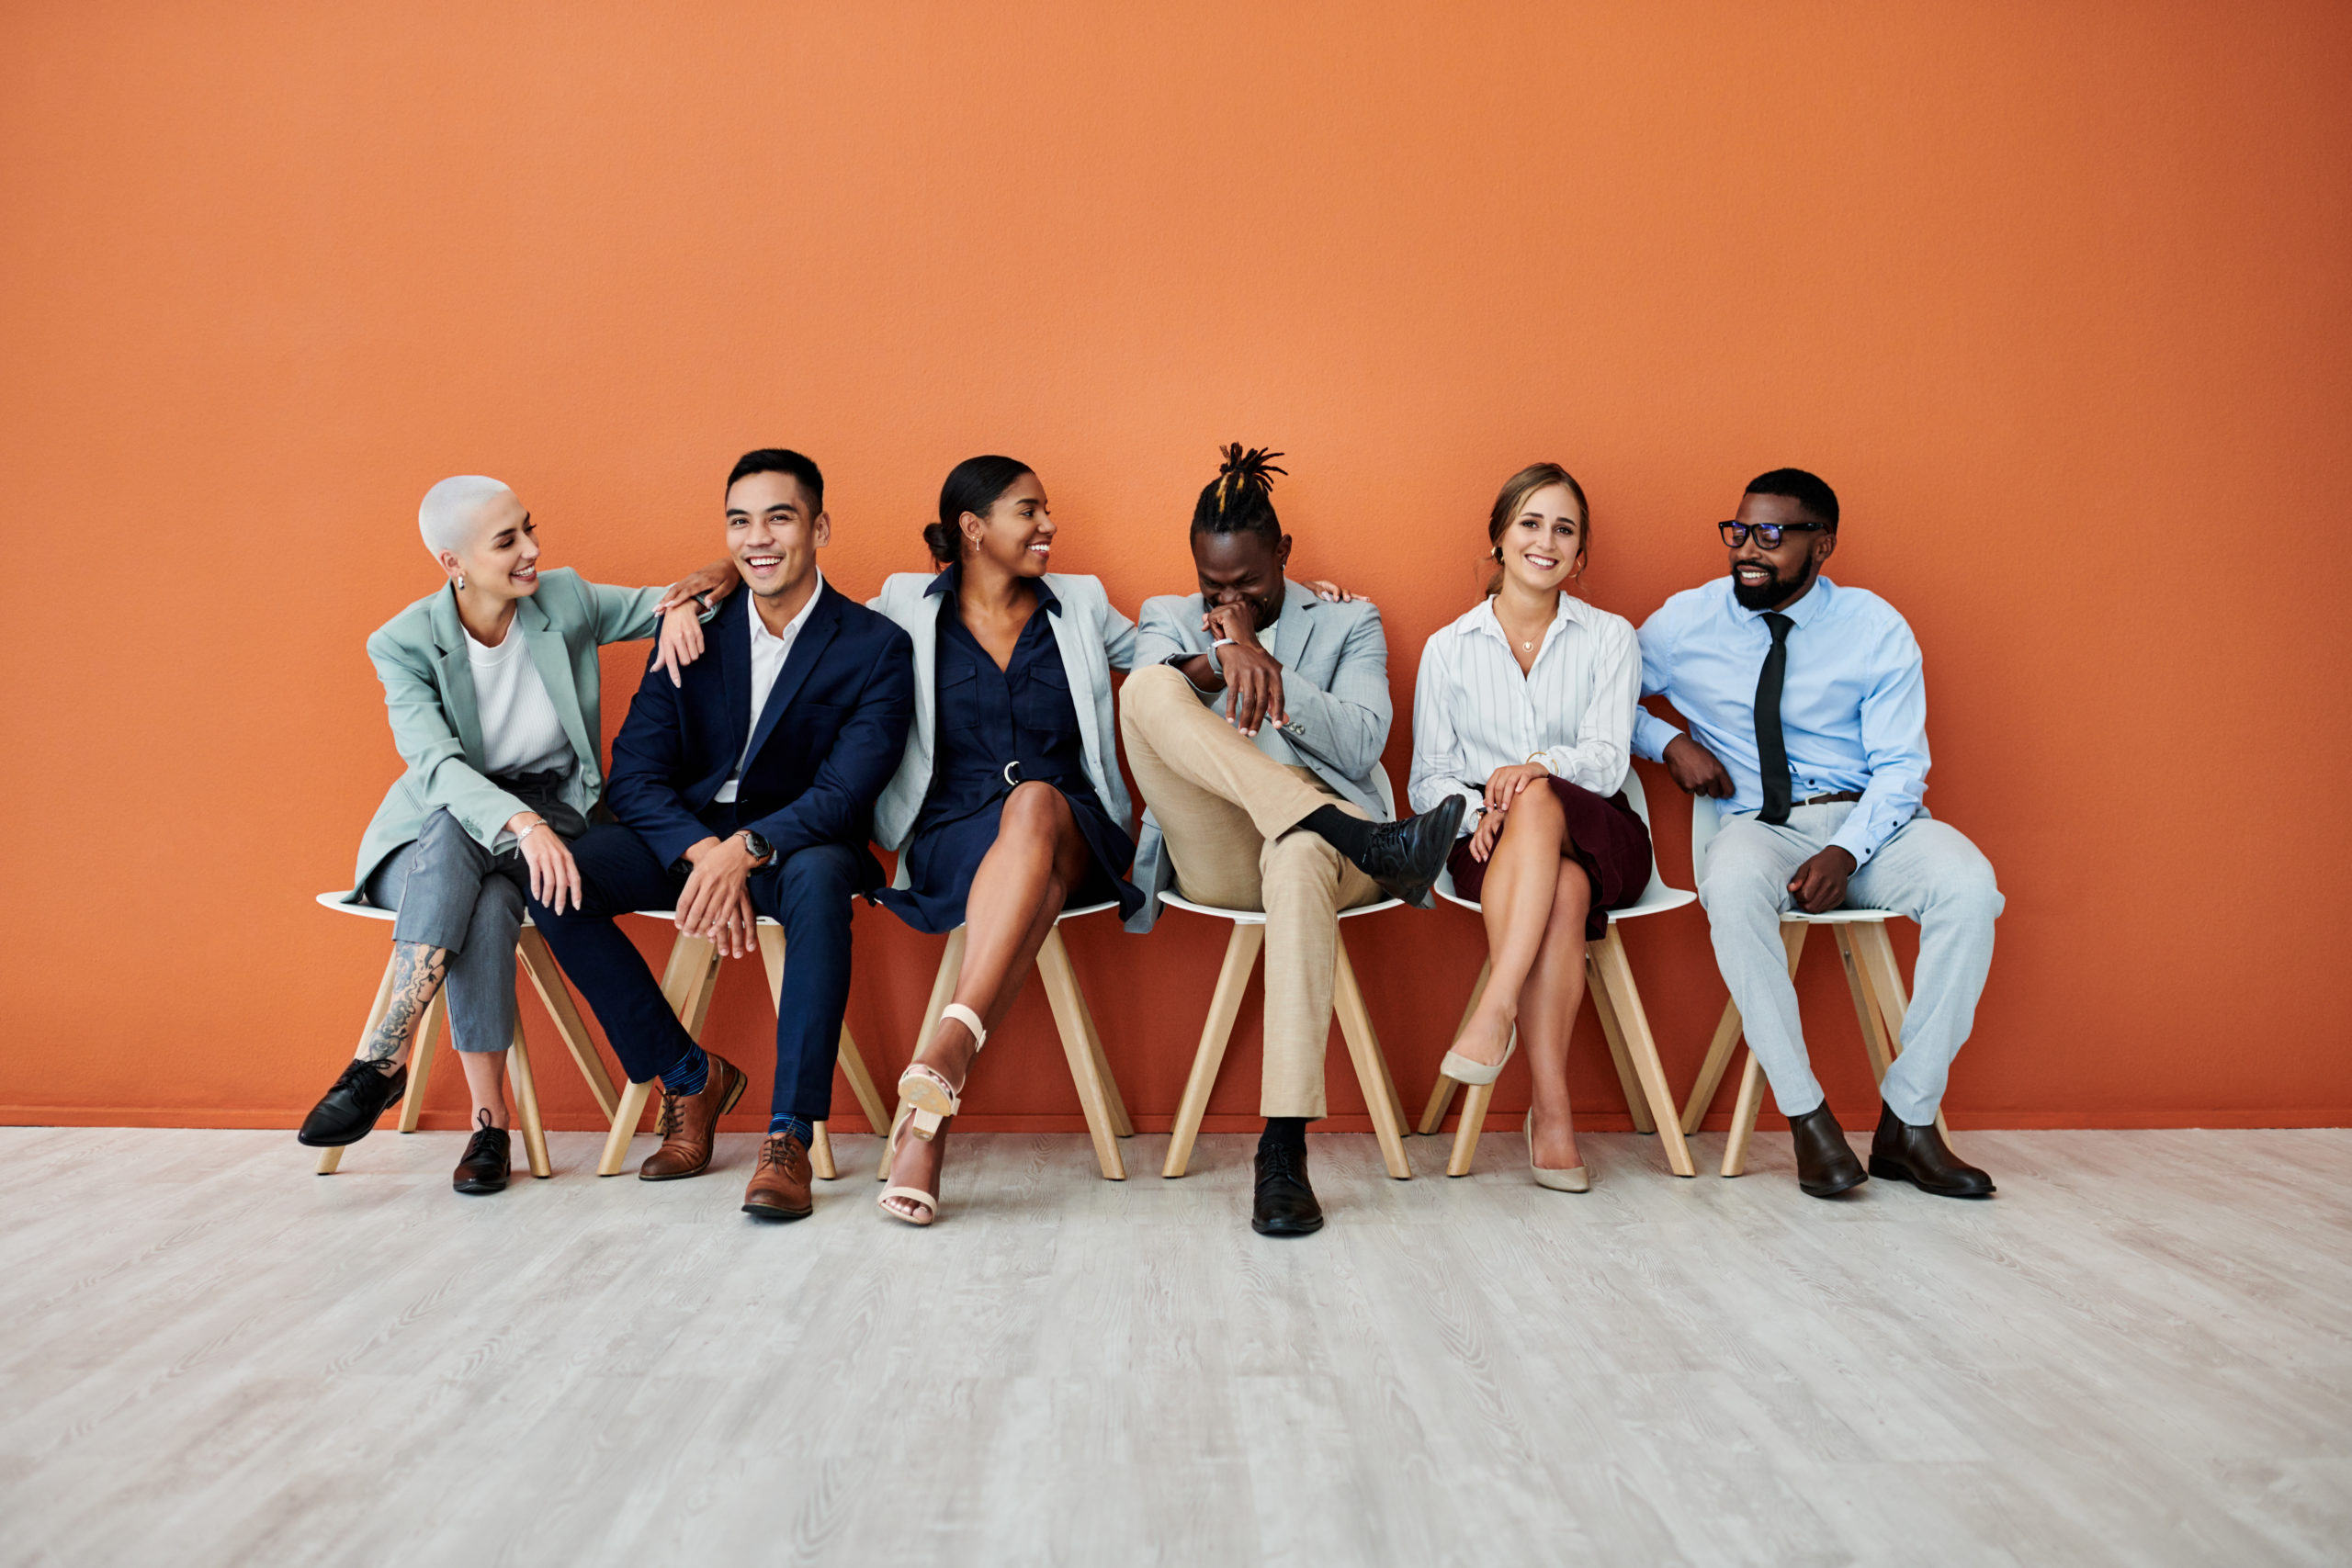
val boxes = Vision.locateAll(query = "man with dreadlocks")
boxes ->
[1122,443,1463,1236]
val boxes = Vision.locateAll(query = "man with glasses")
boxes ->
[1635,468,2003,1200]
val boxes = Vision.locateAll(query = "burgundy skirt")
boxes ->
[1445,777,1654,942]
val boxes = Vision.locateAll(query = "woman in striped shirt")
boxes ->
[1408,464,1652,1190]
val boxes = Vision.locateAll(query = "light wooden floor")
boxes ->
[3,1126,2348,1567]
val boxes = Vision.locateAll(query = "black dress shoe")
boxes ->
[1787,1104,1867,1198]
[1348,796,1465,908]
[1869,1102,1995,1198]
[1252,1143,1324,1236]
[452,1111,511,1195]
[297,1059,408,1146]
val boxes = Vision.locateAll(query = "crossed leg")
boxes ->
[1451,784,1592,1170]
[881,782,1093,1220]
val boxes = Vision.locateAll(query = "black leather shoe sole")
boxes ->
[1251,1207,1325,1237]
[1868,1156,1995,1198]
[1799,1167,1868,1199]
[741,1197,813,1221]
[452,1168,510,1195]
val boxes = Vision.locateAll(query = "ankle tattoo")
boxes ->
[361,942,449,1064]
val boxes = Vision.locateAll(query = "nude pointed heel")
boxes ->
[896,1003,987,1140]
[1527,1111,1589,1192]
[1440,1021,1518,1088]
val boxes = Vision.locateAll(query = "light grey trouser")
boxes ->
[363,808,526,1055]
[1697,803,2002,1124]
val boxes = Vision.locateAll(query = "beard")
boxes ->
[1730,558,1814,611]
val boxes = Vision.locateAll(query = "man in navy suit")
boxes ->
[529,449,913,1218]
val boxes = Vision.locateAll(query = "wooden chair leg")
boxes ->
[1679,920,1809,1132]
[1035,928,1126,1180]
[1847,921,1951,1140]
[1585,950,1655,1134]
[317,953,401,1175]
[507,1019,552,1179]
[396,990,449,1134]
[1331,938,1412,1179]
[1835,928,1898,1084]
[598,932,720,1177]
[1069,968,1133,1138]
[1162,923,1263,1178]
[1586,926,1695,1177]
[1417,956,1490,1135]
[1723,1051,1766,1177]
[516,929,617,1118]
[1445,1077,1498,1177]
[882,927,967,1181]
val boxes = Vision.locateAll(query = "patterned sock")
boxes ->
[660,1044,709,1097]
[768,1113,814,1145]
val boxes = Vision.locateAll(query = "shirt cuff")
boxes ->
[1632,710,1681,763]
[1826,818,1882,872]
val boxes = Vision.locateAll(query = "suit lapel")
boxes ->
[515,593,594,774]
[428,587,487,764]
[1271,578,1317,671]
[743,583,842,773]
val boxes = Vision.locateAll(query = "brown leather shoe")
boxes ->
[741,1131,814,1220]
[638,1053,747,1180]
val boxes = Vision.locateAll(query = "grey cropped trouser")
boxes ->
[362,808,527,1055]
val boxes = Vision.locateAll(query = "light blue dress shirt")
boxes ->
[1633,576,1928,868]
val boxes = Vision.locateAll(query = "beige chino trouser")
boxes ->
[1120,664,1381,1118]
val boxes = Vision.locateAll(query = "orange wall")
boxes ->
[4,1,2347,1135]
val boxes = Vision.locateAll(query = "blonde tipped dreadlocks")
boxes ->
[1192,442,1287,540]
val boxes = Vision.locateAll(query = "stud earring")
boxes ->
[456,573,466,590]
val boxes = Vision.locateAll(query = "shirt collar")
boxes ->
[923,562,1061,614]
[750,569,825,646]
[1727,573,1837,629]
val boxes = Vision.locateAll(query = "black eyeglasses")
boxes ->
[1718,521,1830,548]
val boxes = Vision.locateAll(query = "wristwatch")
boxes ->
[737,829,774,864]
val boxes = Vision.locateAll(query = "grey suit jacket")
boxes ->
[1125,580,1394,931]
[347,569,670,897]
[867,571,1137,869]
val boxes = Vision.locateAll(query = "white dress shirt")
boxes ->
[715,570,823,804]
[1408,592,1640,829]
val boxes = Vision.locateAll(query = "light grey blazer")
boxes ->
[346,569,670,897]
[1125,580,1395,931]
[867,571,1137,867]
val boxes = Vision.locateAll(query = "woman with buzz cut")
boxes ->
[298,475,733,1195]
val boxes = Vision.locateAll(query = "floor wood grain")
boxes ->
[1,1126,2347,1566]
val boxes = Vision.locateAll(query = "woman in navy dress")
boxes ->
[866,456,1143,1224]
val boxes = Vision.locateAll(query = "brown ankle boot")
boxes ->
[638,1053,747,1180]
[741,1131,814,1220]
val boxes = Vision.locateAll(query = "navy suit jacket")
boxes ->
[605,581,915,881]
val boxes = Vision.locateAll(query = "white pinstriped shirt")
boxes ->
[1408,593,1640,830]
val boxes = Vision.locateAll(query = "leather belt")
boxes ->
[1792,789,1862,807]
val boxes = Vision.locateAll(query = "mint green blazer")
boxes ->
[346,569,669,896]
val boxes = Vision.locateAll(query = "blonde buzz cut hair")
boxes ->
[418,475,513,556]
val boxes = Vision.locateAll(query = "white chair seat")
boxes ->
[1157,892,1404,926]
[322,890,550,927]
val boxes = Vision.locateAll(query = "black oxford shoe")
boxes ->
[1350,796,1465,908]
[452,1111,512,1195]
[1869,1102,1996,1198]
[1787,1104,1867,1198]
[297,1059,408,1147]
[1252,1143,1324,1236]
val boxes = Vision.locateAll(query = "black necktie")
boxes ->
[1755,612,1794,824]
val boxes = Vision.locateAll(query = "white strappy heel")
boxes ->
[895,1003,986,1139]
[877,1004,988,1227]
